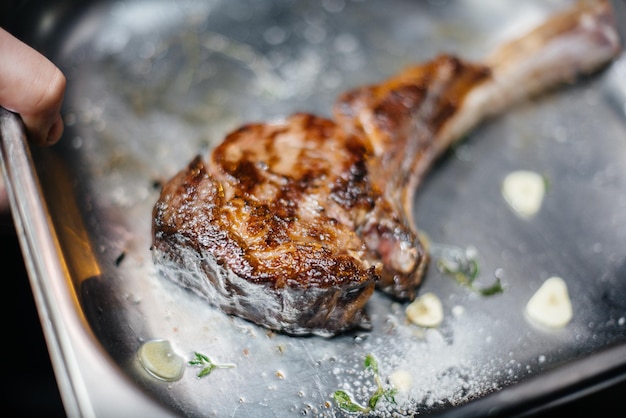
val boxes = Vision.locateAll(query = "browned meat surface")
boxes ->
[152,0,621,337]
[153,115,379,336]
[334,55,492,298]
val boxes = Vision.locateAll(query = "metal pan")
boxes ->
[2,0,626,416]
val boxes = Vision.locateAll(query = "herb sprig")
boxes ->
[188,352,236,378]
[332,354,397,414]
[434,245,503,296]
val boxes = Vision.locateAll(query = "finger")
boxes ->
[0,28,67,146]
[47,113,64,144]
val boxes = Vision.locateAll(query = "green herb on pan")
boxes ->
[188,352,236,378]
[332,391,370,413]
[434,245,503,296]
[332,354,397,414]
[365,354,397,409]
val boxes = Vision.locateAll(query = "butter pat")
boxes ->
[138,339,185,381]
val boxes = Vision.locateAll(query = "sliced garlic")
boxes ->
[525,276,573,329]
[406,292,443,328]
[502,170,546,218]
[389,369,413,393]
[138,339,185,381]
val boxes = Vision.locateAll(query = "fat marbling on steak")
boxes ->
[152,0,621,337]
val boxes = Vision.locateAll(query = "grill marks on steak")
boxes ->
[153,114,381,336]
[152,0,621,336]
[335,55,492,215]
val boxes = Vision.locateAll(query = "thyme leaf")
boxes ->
[332,390,370,413]
[476,280,504,296]
[368,391,382,410]
[364,354,379,374]
[369,387,398,410]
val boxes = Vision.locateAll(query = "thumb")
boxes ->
[0,27,67,146]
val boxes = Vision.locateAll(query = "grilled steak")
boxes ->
[152,115,379,336]
[152,0,621,337]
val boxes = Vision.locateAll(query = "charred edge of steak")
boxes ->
[151,243,375,337]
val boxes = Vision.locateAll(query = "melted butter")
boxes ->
[138,339,185,381]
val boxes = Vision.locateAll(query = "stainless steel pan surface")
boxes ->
[2,1,626,416]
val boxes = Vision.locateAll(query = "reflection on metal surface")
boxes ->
[37,151,102,289]
[0,108,94,418]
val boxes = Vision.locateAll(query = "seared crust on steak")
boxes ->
[152,115,379,336]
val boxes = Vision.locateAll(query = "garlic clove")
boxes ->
[525,276,573,329]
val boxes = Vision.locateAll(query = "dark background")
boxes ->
[2,212,626,417]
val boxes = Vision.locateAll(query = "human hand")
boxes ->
[1,27,66,145]
[0,27,67,212]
